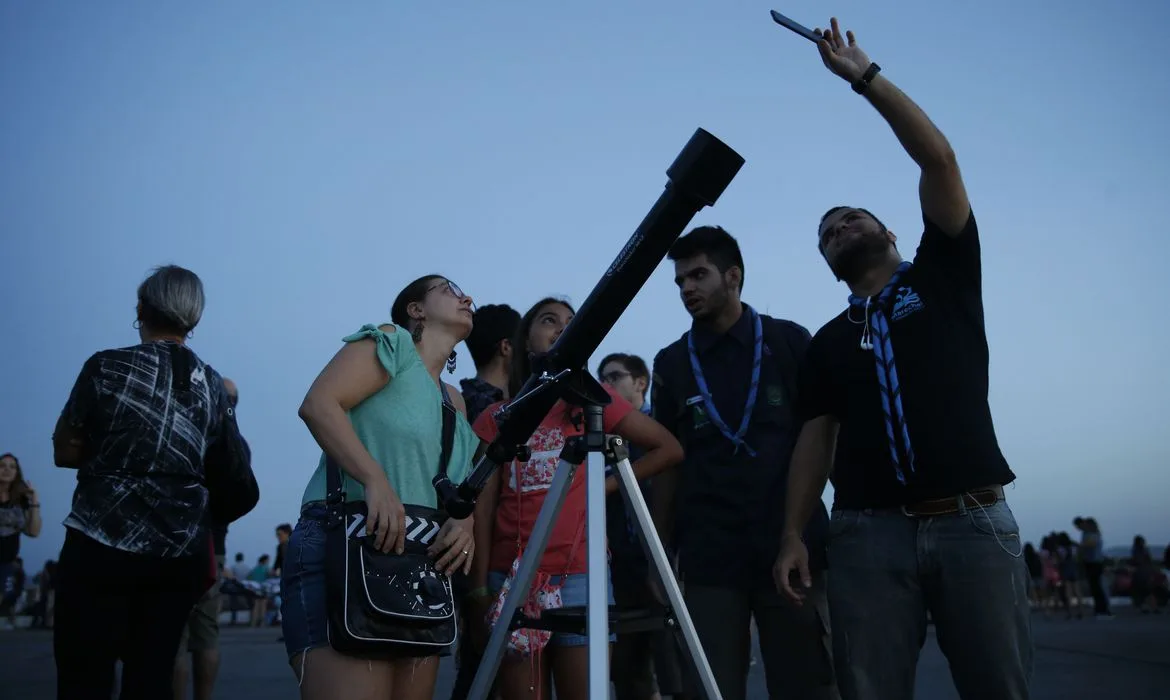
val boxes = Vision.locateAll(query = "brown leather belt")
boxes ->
[901,485,1004,517]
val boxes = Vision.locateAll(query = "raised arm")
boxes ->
[815,17,970,237]
[610,408,684,493]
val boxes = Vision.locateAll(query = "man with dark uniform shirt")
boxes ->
[651,227,836,700]
[774,18,1032,700]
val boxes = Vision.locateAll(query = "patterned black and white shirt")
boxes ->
[58,341,234,558]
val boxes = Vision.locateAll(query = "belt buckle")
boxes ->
[900,504,922,518]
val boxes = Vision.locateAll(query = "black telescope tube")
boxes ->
[438,128,744,518]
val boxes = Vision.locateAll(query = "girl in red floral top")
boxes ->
[468,297,683,700]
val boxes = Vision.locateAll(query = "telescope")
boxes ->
[434,127,745,519]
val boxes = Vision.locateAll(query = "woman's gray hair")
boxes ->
[137,264,205,334]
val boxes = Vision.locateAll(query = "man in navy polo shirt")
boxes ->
[651,227,835,700]
[774,18,1032,700]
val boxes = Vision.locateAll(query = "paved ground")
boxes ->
[7,609,1169,699]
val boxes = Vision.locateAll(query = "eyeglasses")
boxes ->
[427,279,463,297]
[427,280,474,310]
[600,370,632,384]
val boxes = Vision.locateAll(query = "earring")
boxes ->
[411,323,424,343]
[133,319,142,330]
[446,351,457,374]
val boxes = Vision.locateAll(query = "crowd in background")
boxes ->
[1022,521,1169,620]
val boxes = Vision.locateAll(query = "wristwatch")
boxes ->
[852,63,881,95]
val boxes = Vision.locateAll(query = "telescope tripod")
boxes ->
[467,401,722,700]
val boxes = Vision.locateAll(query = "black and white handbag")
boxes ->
[323,390,459,656]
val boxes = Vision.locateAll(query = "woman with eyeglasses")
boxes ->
[282,274,482,700]
[466,297,684,700]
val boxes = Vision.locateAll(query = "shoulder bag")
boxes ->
[323,389,459,656]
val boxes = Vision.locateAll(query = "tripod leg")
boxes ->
[467,457,581,700]
[585,449,610,698]
[612,457,723,700]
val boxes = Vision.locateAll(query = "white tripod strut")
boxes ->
[467,403,722,700]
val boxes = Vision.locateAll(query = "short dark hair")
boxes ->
[390,274,446,331]
[596,352,650,397]
[465,304,521,369]
[276,523,292,535]
[668,225,745,291]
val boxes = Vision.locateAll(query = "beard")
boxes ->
[689,281,732,321]
[828,234,893,285]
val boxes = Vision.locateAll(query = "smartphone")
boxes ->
[769,10,823,44]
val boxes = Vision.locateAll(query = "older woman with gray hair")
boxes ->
[51,264,256,700]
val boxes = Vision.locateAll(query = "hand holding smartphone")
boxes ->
[769,10,823,44]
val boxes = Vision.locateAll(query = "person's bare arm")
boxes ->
[816,17,970,236]
[54,356,100,469]
[781,416,839,539]
[298,325,408,552]
[23,484,42,537]
[868,76,969,237]
[297,326,395,489]
[52,415,86,469]
[608,409,684,496]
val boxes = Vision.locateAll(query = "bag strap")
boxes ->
[437,382,456,480]
[325,382,458,507]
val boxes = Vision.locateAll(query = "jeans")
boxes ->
[279,506,330,661]
[827,499,1033,700]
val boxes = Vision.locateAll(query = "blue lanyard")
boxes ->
[686,306,763,457]
[848,261,916,484]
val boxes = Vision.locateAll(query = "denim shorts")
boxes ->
[487,569,617,647]
[279,503,453,661]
